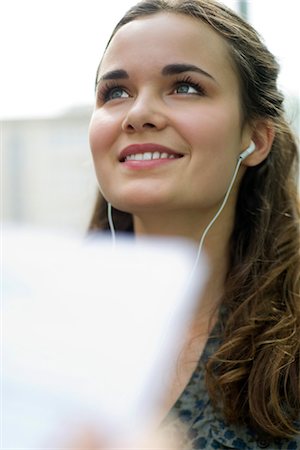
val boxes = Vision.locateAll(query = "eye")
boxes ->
[108,87,129,100]
[97,84,130,103]
[175,83,199,94]
[173,76,206,96]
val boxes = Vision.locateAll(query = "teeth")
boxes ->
[125,152,177,161]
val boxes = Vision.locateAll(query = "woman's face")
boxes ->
[89,12,251,218]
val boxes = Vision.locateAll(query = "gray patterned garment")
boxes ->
[161,321,300,449]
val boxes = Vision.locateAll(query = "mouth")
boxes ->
[119,143,184,163]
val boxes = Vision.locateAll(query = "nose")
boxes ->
[121,92,168,133]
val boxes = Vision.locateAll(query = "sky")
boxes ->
[1,0,299,119]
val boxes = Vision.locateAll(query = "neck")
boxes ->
[133,207,233,324]
[133,200,234,238]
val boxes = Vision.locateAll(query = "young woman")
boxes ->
[88,0,300,448]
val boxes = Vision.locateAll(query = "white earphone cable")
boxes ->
[107,202,116,248]
[188,155,244,282]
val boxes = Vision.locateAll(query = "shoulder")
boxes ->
[164,393,300,449]
[162,317,300,449]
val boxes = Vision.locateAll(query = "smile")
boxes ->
[124,152,177,162]
[119,143,184,163]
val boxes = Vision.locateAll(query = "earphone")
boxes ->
[239,140,256,161]
[107,140,256,276]
[187,140,256,280]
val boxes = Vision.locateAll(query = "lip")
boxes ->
[118,143,184,162]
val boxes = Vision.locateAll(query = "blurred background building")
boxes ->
[2,106,97,232]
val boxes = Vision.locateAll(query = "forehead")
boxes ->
[99,12,236,84]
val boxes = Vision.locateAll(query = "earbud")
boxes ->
[239,141,256,161]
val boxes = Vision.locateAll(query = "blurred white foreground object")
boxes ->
[2,224,207,447]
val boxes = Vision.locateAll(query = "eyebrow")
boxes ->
[161,63,215,82]
[98,69,129,83]
[97,63,216,84]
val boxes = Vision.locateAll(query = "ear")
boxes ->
[242,120,275,167]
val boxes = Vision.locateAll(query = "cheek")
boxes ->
[179,106,240,153]
[175,105,242,198]
[89,111,119,160]
[89,111,123,200]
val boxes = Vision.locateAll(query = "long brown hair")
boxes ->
[89,0,300,439]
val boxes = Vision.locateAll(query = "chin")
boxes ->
[110,194,172,215]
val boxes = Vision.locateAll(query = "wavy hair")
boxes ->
[88,0,300,439]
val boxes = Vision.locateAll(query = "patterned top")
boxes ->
[161,321,300,450]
